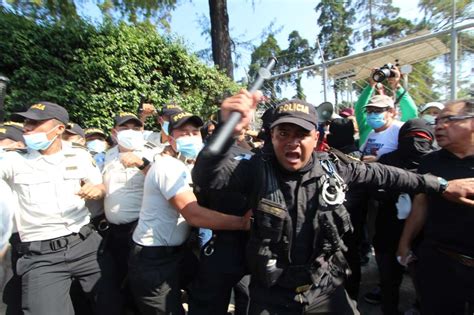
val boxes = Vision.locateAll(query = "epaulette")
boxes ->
[327,147,362,165]
[71,142,88,151]
[4,148,27,154]
[144,141,157,149]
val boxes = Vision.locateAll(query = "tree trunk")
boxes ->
[209,0,233,79]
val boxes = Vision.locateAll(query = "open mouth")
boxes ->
[285,151,301,163]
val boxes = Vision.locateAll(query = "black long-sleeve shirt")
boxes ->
[193,141,442,264]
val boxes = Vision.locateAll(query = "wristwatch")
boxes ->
[137,157,150,170]
[437,177,449,193]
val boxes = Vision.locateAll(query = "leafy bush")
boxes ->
[0,9,238,130]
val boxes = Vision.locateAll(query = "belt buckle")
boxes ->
[50,237,68,251]
[295,284,311,294]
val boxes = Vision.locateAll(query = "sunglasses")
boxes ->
[434,115,474,125]
[365,107,389,114]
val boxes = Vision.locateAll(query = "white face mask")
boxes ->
[422,114,436,125]
[116,129,144,150]
[86,139,107,153]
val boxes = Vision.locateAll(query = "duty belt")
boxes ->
[133,243,185,259]
[438,247,474,268]
[16,225,94,255]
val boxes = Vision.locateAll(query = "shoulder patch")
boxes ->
[234,153,252,161]
[144,141,157,149]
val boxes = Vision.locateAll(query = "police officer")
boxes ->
[0,121,26,151]
[0,121,25,315]
[193,91,474,315]
[63,122,87,146]
[0,101,120,315]
[189,126,255,315]
[139,102,183,147]
[101,112,162,311]
[129,111,251,315]
[84,127,108,171]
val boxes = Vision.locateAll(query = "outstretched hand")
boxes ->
[443,178,474,207]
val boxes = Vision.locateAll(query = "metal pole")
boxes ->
[322,65,328,102]
[269,23,474,81]
[316,37,328,102]
[450,0,457,100]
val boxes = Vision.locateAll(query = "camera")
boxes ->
[372,63,396,83]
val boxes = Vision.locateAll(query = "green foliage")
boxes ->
[249,34,282,100]
[4,0,177,29]
[418,0,473,30]
[353,0,401,49]
[0,10,238,130]
[315,0,354,60]
[279,31,316,100]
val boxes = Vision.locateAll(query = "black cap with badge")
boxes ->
[84,128,107,139]
[114,112,144,127]
[13,101,69,125]
[160,103,183,118]
[169,111,203,133]
[270,99,318,131]
[0,121,25,143]
[65,123,86,139]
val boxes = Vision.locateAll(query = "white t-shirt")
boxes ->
[361,120,404,159]
[133,154,192,247]
[0,142,102,241]
[103,145,161,225]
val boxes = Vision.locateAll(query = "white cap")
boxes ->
[420,102,444,113]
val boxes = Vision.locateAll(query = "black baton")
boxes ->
[207,57,277,155]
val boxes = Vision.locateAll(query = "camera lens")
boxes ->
[372,68,391,83]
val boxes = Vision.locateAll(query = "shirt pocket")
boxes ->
[62,168,87,196]
[13,172,53,204]
[127,169,145,190]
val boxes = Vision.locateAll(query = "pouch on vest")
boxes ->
[254,198,287,243]
[253,240,284,288]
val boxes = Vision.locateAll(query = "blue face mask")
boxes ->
[86,139,107,153]
[23,126,58,151]
[162,121,170,135]
[367,112,386,129]
[176,136,203,159]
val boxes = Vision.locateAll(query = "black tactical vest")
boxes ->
[246,153,353,299]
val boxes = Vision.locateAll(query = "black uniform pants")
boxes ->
[188,272,249,315]
[248,282,359,315]
[16,230,121,315]
[2,233,22,315]
[188,235,250,315]
[416,242,474,315]
[375,250,404,315]
[128,243,186,315]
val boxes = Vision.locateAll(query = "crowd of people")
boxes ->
[0,66,473,315]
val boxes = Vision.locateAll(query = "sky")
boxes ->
[78,0,468,106]
[165,0,422,106]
